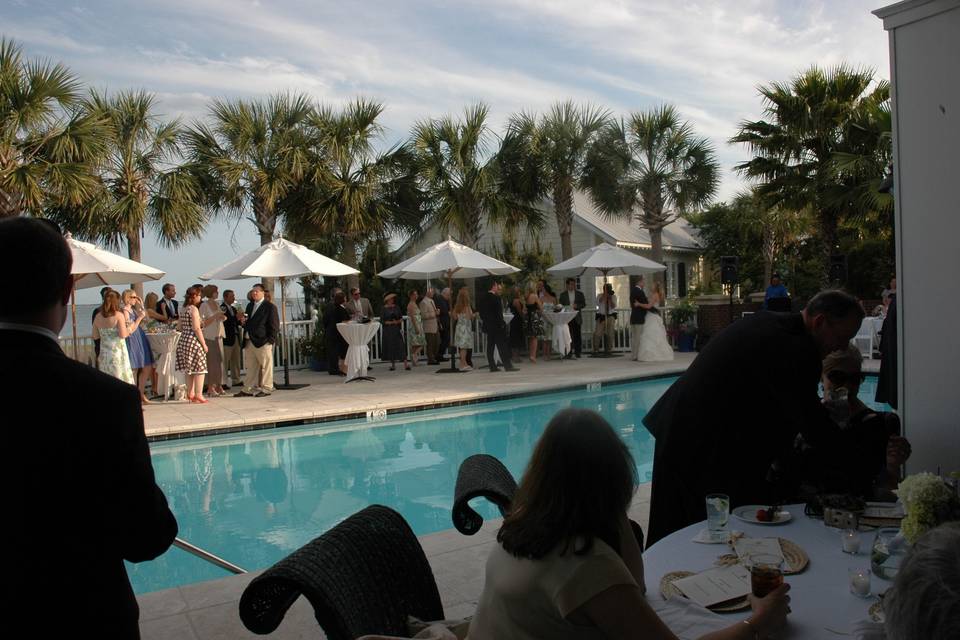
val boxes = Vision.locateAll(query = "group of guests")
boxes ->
[92,280,280,403]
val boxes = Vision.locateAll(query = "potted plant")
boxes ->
[670,297,699,352]
[298,317,327,372]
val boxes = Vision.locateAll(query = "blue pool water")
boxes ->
[130,375,889,594]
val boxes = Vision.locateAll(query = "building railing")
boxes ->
[60,306,681,370]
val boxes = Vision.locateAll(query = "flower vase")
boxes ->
[871,527,908,581]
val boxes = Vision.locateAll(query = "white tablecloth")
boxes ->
[146,332,183,398]
[642,504,889,638]
[337,322,380,381]
[542,310,577,356]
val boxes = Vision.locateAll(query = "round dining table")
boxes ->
[337,321,380,382]
[642,504,889,638]
[146,331,183,400]
[542,309,577,359]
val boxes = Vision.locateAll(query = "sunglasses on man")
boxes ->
[826,370,866,385]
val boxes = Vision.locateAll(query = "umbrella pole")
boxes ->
[71,279,79,360]
[438,271,461,373]
[275,279,309,390]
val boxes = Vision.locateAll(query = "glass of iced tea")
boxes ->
[747,554,784,597]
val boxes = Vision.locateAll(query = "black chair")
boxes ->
[239,505,444,639]
[452,454,518,535]
[451,454,644,549]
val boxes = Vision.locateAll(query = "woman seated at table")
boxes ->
[469,408,790,640]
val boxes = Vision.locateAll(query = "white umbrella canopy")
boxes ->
[546,242,666,277]
[199,237,359,390]
[67,233,166,289]
[377,238,519,280]
[379,237,519,373]
[199,237,358,280]
[65,233,166,360]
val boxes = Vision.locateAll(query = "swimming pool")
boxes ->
[130,375,890,594]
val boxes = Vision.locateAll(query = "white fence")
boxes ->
[60,307,680,371]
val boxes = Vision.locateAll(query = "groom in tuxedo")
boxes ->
[0,217,177,637]
[629,276,649,360]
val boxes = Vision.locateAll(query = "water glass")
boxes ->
[705,493,730,540]
[871,527,907,580]
[841,529,861,554]
[747,554,784,597]
[848,566,872,597]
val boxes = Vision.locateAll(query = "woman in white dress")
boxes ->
[637,282,674,362]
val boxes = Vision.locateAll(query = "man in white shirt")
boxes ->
[593,283,617,355]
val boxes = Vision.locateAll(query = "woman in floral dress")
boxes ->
[406,289,426,365]
[176,286,208,403]
[452,287,475,371]
[92,290,136,384]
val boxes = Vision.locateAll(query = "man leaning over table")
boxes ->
[235,283,279,397]
[643,290,865,547]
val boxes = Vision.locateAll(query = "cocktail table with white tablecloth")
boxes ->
[146,331,183,399]
[852,316,884,358]
[542,309,577,358]
[642,504,890,638]
[337,321,380,382]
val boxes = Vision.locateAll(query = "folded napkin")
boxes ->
[648,594,729,639]
[692,528,743,544]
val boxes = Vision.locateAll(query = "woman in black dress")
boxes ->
[333,291,351,375]
[380,292,408,371]
[509,286,525,359]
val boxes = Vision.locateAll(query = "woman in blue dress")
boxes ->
[122,289,155,405]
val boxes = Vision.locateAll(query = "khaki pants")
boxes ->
[242,342,274,394]
[630,323,645,360]
[593,316,616,353]
[223,340,242,385]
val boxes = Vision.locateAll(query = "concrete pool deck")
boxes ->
[143,352,700,439]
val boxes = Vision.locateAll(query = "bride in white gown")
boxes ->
[637,282,675,362]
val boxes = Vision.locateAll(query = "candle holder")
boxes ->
[848,566,872,598]
[841,529,861,554]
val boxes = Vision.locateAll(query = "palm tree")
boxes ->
[583,105,719,286]
[283,98,424,290]
[502,101,610,260]
[0,38,108,218]
[56,90,205,294]
[737,190,812,286]
[730,65,889,285]
[184,93,313,292]
[412,103,543,249]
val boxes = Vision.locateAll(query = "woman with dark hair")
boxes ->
[333,290,351,375]
[175,286,208,403]
[470,408,790,640]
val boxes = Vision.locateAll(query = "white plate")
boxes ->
[732,505,793,525]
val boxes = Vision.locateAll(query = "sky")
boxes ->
[3,0,892,303]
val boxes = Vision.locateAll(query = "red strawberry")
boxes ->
[756,508,771,522]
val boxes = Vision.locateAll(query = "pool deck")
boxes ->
[143,352,701,439]
[136,352,881,639]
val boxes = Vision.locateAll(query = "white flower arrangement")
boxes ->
[895,472,960,544]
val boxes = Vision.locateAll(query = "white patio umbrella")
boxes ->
[378,237,519,372]
[66,233,166,359]
[200,237,359,389]
[547,242,665,357]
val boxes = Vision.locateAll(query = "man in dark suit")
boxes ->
[437,287,451,362]
[478,280,518,372]
[629,276,649,361]
[156,283,178,324]
[559,278,586,358]
[1,217,177,638]
[323,287,343,376]
[235,283,280,397]
[642,290,864,546]
[220,289,244,389]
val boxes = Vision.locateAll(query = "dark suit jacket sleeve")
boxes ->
[114,385,178,562]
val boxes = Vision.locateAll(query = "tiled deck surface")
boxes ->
[143,352,699,439]
[136,352,881,639]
